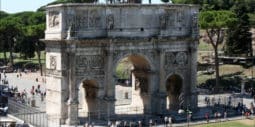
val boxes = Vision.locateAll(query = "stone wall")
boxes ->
[44,3,199,126]
[45,4,198,39]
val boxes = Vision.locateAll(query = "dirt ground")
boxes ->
[237,119,255,126]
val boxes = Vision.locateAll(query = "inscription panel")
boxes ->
[65,9,102,31]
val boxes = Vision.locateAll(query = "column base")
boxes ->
[65,118,80,125]
[66,100,79,125]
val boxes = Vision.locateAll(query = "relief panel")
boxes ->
[49,11,60,28]
[75,55,105,76]
[88,10,101,28]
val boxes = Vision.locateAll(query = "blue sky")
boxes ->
[1,0,164,13]
[1,0,55,13]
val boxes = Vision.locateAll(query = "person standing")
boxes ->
[205,112,209,123]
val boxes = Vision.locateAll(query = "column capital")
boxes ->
[66,99,79,105]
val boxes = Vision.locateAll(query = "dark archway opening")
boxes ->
[166,74,183,111]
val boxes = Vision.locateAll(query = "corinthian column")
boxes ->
[66,43,79,125]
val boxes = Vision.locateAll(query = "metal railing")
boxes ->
[7,98,54,127]
[198,95,243,108]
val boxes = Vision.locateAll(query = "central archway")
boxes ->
[114,54,152,114]
[166,74,183,111]
[78,80,99,118]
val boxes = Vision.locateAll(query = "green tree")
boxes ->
[25,24,46,76]
[225,1,252,56]
[0,17,23,66]
[200,10,236,92]
[0,11,9,19]
[0,11,9,64]
[48,0,96,5]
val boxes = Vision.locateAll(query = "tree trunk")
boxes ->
[214,47,220,93]
[37,50,43,76]
[3,51,7,65]
[9,42,14,67]
[250,40,253,57]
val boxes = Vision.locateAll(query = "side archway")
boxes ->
[166,74,183,111]
[78,79,99,117]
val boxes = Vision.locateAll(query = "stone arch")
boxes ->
[113,53,154,113]
[165,74,183,111]
[78,79,99,117]
[113,52,156,72]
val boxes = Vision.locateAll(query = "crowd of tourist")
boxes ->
[0,72,46,106]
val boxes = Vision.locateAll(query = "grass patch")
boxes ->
[197,64,255,92]
[198,41,214,51]
[248,13,255,27]
[193,121,252,127]
[197,74,214,85]
[0,51,45,65]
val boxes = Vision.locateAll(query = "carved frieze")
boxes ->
[76,69,105,77]
[76,55,104,70]
[49,11,60,28]
[75,55,105,77]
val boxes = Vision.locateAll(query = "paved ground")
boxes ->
[2,72,255,126]
[1,72,46,111]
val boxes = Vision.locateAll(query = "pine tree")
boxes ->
[225,1,252,56]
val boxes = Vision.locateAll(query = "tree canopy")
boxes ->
[199,10,237,92]
[0,10,46,68]
[48,0,96,5]
[200,11,236,29]
[224,1,252,56]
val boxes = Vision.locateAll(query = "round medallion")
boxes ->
[165,52,175,65]
[176,52,187,65]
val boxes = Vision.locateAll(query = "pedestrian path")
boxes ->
[1,72,46,111]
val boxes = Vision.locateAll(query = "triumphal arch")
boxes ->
[44,3,199,125]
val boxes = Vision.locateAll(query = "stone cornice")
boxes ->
[46,3,199,9]
[42,36,195,44]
